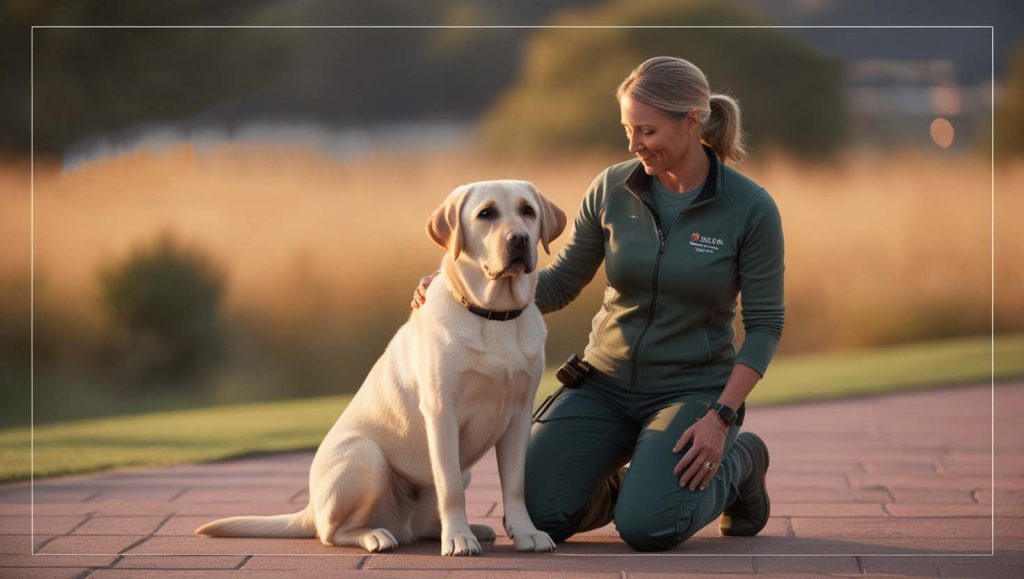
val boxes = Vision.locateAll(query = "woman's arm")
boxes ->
[534,172,607,314]
[733,189,786,376]
[674,189,785,490]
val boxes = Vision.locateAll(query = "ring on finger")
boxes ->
[703,461,713,470]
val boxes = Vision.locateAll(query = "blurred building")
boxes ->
[843,58,991,150]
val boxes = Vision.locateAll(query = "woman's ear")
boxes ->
[687,109,702,134]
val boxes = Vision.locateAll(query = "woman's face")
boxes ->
[619,94,699,176]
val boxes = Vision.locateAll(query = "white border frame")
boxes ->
[29,23,991,561]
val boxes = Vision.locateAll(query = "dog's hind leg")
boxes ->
[310,437,406,552]
[409,486,442,540]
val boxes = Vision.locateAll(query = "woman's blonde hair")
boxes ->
[616,56,745,163]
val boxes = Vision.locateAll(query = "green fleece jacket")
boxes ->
[535,145,785,392]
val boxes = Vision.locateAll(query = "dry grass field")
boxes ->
[1,143,1020,418]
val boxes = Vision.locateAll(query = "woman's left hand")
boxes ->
[672,411,729,491]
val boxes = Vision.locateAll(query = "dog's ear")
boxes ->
[526,182,567,255]
[427,185,470,260]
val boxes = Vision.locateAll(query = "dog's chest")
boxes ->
[471,322,538,382]
[452,324,538,449]
[454,366,532,461]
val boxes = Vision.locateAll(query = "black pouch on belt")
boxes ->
[555,354,591,389]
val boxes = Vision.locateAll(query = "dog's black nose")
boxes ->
[507,231,528,248]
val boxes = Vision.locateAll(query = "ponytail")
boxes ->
[702,93,745,164]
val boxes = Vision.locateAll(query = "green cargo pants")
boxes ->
[524,375,744,552]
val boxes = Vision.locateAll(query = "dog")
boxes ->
[196,180,566,556]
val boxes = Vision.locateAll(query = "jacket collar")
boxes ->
[624,143,722,208]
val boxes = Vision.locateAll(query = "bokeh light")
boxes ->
[929,117,955,148]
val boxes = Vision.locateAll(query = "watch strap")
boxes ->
[710,401,738,426]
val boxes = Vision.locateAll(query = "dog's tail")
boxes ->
[195,504,315,538]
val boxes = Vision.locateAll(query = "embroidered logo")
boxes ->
[689,231,725,254]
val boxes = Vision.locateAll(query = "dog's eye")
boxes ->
[520,205,536,218]
[477,208,497,220]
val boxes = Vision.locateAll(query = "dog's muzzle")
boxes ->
[504,231,534,274]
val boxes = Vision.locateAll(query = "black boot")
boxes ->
[720,432,770,537]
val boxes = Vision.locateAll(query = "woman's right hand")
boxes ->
[411,272,439,309]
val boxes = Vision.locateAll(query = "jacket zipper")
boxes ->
[628,198,716,391]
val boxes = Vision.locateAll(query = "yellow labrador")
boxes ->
[197,181,566,556]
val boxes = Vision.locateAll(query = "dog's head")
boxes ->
[427,180,566,280]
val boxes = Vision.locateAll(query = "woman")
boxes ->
[414,56,783,552]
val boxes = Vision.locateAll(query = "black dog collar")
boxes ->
[451,288,525,321]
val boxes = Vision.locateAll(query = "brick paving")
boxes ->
[1,382,1022,578]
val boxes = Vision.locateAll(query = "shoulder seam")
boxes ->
[719,170,744,214]
[739,187,773,236]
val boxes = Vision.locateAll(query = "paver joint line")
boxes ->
[168,487,190,502]
[32,534,59,554]
[355,555,370,570]
[66,513,95,535]
[80,490,104,503]
[149,513,175,536]
[117,534,153,555]
[236,554,253,570]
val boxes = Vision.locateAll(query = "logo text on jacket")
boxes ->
[689,231,725,254]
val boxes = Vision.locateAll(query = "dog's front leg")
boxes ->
[420,396,480,556]
[496,409,556,552]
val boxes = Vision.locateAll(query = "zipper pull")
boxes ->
[658,233,666,254]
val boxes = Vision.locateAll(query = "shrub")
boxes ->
[99,232,226,387]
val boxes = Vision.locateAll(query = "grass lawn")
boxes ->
[2,333,1021,483]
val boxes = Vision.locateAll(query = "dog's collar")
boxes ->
[451,287,525,321]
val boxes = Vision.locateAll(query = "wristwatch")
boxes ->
[709,402,738,426]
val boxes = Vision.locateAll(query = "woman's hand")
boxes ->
[411,272,439,309]
[672,411,729,491]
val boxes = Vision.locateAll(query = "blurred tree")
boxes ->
[995,44,1024,158]
[2,0,294,154]
[481,0,848,160]
[1,0,604,155]
[99,233,226,388]
[0,275,31,427]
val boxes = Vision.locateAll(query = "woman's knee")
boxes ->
[614,491,699,552]
[615,512,698,552]
[524,502,580,543]
[524,475,578,541]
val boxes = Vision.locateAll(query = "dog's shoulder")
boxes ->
[414,278,484,349]
[516,306,546,360]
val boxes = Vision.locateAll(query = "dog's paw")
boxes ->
[511,529,556,553]
[470,523,497,543]
[441,530,482,556]
[360,528,399,553]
